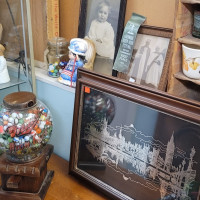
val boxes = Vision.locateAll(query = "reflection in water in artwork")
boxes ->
[83,118,197,200]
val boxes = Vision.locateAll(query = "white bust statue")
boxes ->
[0,44,10,84]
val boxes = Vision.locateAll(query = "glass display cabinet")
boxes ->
[0,0,35,93]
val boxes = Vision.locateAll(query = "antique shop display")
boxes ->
[0,44,10,84]
[47,37,69,77]
[69,68,200,200]
[113,13,146,73]
[78,0,127,75]
[182,44,200,79]
[0,91,53,163]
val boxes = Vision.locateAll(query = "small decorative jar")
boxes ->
[192,4,200,38]
[46,37,69,77]
[0,92,53,163]
[182,44,200,79]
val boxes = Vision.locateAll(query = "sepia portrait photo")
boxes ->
[78,0,126,75]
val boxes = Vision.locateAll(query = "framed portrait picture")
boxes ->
[118,26,173,91]
[69,68,200,200]
[78,0,127,76]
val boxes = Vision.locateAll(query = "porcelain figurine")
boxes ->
[58,38,88,87]
[0,44,10,84]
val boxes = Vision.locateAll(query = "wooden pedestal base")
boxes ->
[0,170,54,200]
[0,144,54,200]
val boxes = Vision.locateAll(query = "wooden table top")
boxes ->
[45,153,109,200]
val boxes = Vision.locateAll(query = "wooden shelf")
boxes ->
[181,0,200,4]
[174,71,200,85]
[178,34,200,46]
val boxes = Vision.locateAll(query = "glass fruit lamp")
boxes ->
[0,91,53,163]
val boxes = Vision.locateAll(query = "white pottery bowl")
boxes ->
[182,44,200,79]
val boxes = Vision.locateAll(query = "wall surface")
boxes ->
[36,80,75,160]
[60,0,176,41]
[124,0,176,28]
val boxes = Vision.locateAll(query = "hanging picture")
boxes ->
[69,68,200,200]
[78,0,127,76]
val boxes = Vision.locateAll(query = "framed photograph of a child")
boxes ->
[119,26,173,91]
[78,0,127,75]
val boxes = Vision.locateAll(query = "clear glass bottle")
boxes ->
[192,4,200,38]
[46,37,69,77]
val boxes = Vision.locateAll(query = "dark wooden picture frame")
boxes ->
[78,0,127,61]
[69,68,200,200]
[118,25,173,91]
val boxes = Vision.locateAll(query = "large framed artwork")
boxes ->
[69,68,200,200]
[78,0,127,76]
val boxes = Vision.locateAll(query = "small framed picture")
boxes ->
[119,26,173,91]
[78,0,127,75]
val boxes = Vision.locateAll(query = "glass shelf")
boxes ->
[0,76,26,90]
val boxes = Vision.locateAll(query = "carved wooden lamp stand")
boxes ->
[0,92,54,200]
